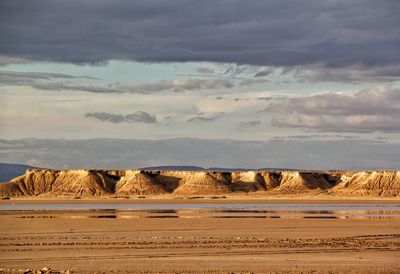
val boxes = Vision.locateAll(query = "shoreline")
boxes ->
[2,196,400,205]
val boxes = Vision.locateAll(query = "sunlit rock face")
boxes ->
[1,169,399,198]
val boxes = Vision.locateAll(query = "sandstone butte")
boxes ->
[0,169,400,198]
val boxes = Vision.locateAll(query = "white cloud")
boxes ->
[85,111,157,124]
[290,64,400,83]
[265,86,400,133]
[195,92,274,114]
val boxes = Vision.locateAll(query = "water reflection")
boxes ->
[4,207,400,219]
[1,203,400,211]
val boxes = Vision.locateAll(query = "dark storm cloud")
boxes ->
[85,111,157,123]
[0,56,31,66]
[1,138,399,170]
[1,0,399,68]
[264,86,400,133]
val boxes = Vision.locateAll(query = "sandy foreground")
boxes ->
[1,198,400,273]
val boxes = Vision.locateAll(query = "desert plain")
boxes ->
[0,169,400,273]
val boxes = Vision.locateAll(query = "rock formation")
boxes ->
[51,170,115,196]
[0,168,399,198]
[174,172,231,195]
[331,171,400,196]
[116,170,167,195]
[231,171,265,192]
[274,172,333,193]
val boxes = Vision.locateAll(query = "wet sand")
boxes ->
[1,200,400,273]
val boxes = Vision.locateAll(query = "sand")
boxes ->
[1,199,400,273]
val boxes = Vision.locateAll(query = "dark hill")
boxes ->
[0,163,39,182]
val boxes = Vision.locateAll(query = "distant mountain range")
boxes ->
[140,165,299,172]
[139,165,206,171]
[0,163,37,182]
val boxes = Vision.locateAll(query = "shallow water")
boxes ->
[1,202,400,211]
[1,203,400,219]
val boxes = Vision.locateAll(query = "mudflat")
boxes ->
[1,200,400,273]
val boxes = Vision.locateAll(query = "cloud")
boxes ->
[0,71,122,95]
[0,138,399,170]
[220,64,261,77]
[187,112,223,122]
[253,68,274,78]
[31,83,124,94]
[239,120,261,127]
[0,71,96,80]
[167,78,234,91]
[1,1,399,69]
[264,86,400,133]
[238,78,269,86]
[271,134,359,141]
[271,115,400,133]
[196,93,275,114]
[85,113,125,123]
[125,112,157,123]
[1,70,258,93]
[44,78,236,93]
[257,96,272,101]
[85,111,157,124]
[0,56,31,66]
[0,70,97,86]
[195,67,215,74]
[290,64,400,83]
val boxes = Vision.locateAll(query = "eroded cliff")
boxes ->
[0,169,399,198]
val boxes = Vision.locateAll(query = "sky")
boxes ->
[0,0,399,169]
